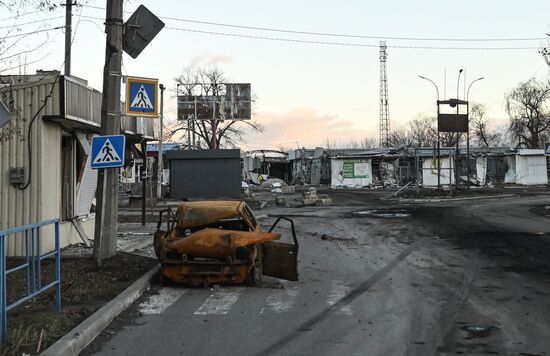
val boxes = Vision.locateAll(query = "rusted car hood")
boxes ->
[177,201,243,229]
[167,228,281,258]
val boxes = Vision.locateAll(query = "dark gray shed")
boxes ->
[167,149,241,199]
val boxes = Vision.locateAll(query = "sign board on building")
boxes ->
[146,142,180,153]
[342,160,370,178]
[177,83,251,121]
[123,5,165,59]
[91,135,126,169]
[545,142,550,156]
[126,77,158,117]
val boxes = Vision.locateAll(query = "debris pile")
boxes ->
[302,187,332,206]
[260,178,295,194]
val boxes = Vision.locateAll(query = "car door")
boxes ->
[262,217,299,281]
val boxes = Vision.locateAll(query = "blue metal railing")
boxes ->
[0,219,61,344]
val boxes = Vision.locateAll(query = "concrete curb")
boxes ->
[399,193,517,203]
[41,264,161,356]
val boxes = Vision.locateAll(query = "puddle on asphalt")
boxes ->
[353,209,411,218]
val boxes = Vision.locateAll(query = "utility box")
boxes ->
[9,167,25,185]
[167,149,241,199]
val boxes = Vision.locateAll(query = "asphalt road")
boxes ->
[84,189,550,356]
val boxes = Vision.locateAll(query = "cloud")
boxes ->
[244,107,375,150]
[189,50,232,67]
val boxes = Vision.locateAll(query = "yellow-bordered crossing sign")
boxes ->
[126,76,158,117]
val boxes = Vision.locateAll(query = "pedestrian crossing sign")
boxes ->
[126,76,158,117]
[91,135,126,169]
[545,142,550,156]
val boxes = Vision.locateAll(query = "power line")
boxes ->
[0,38,49,61]
[160,17,548,43]
[0,15,64,30]
[78,14,541,51]
[81,4,549,43]
[0,10,44,22]
[1,52,52,72]
[2,26,64,40]
[164,26,541,51]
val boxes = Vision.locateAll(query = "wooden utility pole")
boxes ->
[64,0,72,75]
[94,0,123,262]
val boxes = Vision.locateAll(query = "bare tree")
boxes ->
[323,137,337,152]
[505,78,550,148]
[0,0,57,10]
[387,114,465,148]
[388,128,413,147]
[542,47,550,68]
[541,35,550,68]
[408,115,438,146]
[469,103,503,147]
[0,0,59,142]
[167,66,263,149]
[360,137,378,149]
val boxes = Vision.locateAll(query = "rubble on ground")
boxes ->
[302,187,332,206]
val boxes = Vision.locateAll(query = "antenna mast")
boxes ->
[379,41,390,147]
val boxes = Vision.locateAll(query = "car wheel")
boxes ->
[153,230,164,259]
[249,260,263,286]
[248,246,263,286]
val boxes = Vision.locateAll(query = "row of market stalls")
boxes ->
[242,146,550,188]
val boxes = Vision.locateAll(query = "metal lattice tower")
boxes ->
[379,41,390,148]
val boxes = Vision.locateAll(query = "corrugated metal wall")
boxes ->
[0,76,61,255]
[516,155,548,185]
[64,76,102,124]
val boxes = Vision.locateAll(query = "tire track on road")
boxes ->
[257,246,415,356]
[414,259,478,356]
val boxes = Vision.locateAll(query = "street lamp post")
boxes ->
[467,77,484,102]
[418,75,440,101]
[418,75,441,188]
[466,77,485,190]
[455,69,463,190]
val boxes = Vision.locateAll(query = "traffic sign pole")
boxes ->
[157,84,165,199]
[94,0,123,263]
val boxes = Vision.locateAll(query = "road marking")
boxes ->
[138,287,188,315]
[327,280,353,315]
[261,281,298,314]
[194,288,245,315]
[257,246,414,356]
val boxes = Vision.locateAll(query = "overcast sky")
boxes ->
[2,0,550,149]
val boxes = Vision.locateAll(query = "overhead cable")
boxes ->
[78,15,541,51]
[2,26,64,40]
[0,16,64,30]
[164,26,541,51]
[81,4,549,43]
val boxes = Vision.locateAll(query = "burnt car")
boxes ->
[154,201,299,285]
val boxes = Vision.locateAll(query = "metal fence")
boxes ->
[0,219,61,344]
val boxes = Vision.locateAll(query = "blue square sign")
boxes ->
[545,142,550,156]
[126,77,158,117]
[91,135,126,169]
